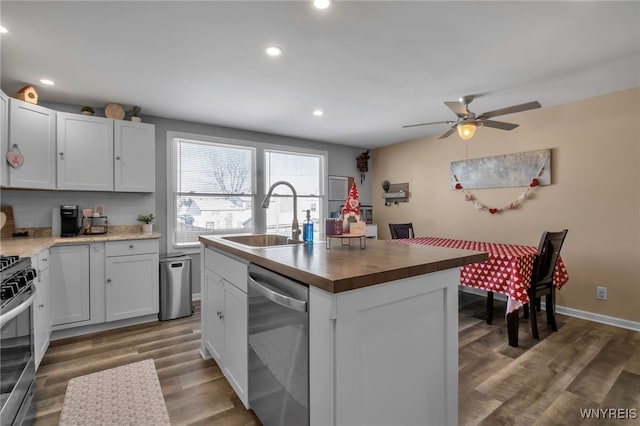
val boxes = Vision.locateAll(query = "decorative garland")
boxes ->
[453,165,545,214]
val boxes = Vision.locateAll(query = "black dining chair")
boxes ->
[525,229,568,339]
[389,223,415,239]
[486,229,568,341]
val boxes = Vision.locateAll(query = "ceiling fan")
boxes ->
[403,95,542,140]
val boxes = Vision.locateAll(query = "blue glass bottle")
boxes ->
[303,209,314,243]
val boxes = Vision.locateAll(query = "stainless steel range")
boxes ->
[1,255,37,425]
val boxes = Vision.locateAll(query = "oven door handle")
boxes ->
[0,287,36,328]
[248,276,307,313]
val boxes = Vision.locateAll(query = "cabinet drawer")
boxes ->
[106,239,158,257]
[204,248,248,292]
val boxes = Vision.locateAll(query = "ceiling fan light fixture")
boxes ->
[457,122,477,140]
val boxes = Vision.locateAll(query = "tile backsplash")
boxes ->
[1,189,155,228]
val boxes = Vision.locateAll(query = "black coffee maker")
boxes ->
[60,205,81,237]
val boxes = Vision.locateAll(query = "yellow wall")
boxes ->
[372,87,640,323]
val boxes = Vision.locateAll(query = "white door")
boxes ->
[114,120,155,192]
[8,98,56,189]
[105,253,159,321]
[223,281,248,406]
[57,112,113,191]
[204,269,225,364]
[50,245,90,325]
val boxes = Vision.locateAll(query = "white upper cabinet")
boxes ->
[7,98,57,189]
[0,91,8,186]
[57,112,114,191]
[56,112,155,192]
[114,120,155,192]
[4,99,155,192]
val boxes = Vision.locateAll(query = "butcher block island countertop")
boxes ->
[200,235,489,426]
[199,234,488,293]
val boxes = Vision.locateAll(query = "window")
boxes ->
[168,132,326,249]
[171,137,255,247]
[264,149,323,235]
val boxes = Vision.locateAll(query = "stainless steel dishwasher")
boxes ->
[247,263,309,426]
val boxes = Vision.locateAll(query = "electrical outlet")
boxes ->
[596,286,608,301]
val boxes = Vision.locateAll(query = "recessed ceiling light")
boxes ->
[313,109,324,117]
[313,0,331,10]
[0,26,8,34]
[40,79,55,86]
[265,46,282,57]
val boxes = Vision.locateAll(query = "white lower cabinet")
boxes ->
[203,268,225,363]
[220,279,248,400]
[201,246,248,408]
[309,269,460,426]
[32,248,51,370]
[50,245,91,326]
[50,239,159,334]
[105,249,159,321]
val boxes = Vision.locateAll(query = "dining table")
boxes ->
[393,236,569,346]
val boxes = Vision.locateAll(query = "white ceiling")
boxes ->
[1,1,638,149]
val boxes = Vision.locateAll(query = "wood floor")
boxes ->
[33,293,639,426]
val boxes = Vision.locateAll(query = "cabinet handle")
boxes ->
[106,278,112,284]
[129,244,134,249]
[116,156,121,160]
[58,152,64,158]
[38,304,44,308]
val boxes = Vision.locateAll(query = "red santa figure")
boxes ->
[340,182,361,232]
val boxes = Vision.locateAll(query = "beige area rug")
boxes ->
[59,359,171,425]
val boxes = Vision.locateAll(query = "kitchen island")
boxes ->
[200,235,487,426]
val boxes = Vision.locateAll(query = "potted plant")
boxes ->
[81,106,95,116]
[129,105,142,122]
[136,213,154,233]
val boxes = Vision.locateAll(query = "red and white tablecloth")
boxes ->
[394,236,569,312]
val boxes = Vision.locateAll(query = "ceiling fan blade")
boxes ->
[480,120,519,130]
[444,101,469,117]
[438,127,456,139]
[402,120,455,129]
[477,101,541,119]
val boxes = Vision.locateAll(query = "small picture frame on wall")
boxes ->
[94,204,105,217]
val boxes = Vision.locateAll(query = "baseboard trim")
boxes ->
[192,292,201,301]
[458,287,640,332]
[51,314,158,341]
[553,305,640,332]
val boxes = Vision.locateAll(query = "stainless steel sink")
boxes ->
[221,234,304,247]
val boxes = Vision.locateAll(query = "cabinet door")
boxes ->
[50,245,90,325]
[114,121,155,192]
[34,263,50,370]
[0,91,8,186]
[105,253,159,321]
[223,281,248,406]
[57,112,113,191]
[203,268,225,364]
[8,98,56,189]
